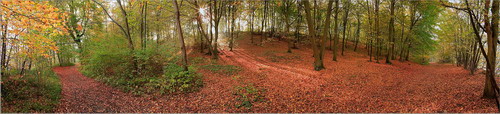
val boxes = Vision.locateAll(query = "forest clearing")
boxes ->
[1,0,500,113]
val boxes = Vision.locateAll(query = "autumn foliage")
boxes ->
[1,0,67,58]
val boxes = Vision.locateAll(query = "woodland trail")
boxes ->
[52,33,497,112]
[53,66,155,112]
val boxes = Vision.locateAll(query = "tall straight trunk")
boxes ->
[271,4,276,39]
[199,26,204,53]
[142,2,145,47]
[173,0,188,71]
[140,1,146,50]
[250,8,255,44]
[354,13,360,52]
[386,0,395,64]
[470,41,479,74]
[374,0,380,63]
[261,1,268,45]
[1,23,7,75]
[208,2,214,56]
[144,2,148,49]
[341,0,350,56]
[366,0,373,62]
[283,0,292,53]
[213,23,219,59]
[156,9,161,45]
[332,0,339,61]
[399,18,405,61]
[230,5,236,51]
[294,4,302,49]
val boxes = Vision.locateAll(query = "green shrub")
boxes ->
[162,64,204,93]
[80,33,133,78]
[233,84,266,109]
[80,33,202,95]
[1,69,62,113]
[80,33,174,78]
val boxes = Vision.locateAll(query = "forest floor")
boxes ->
[53,33,497,113]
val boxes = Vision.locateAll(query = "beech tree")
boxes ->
[173,0,188,71]
[0,0,66,75]
[302,0,333,71]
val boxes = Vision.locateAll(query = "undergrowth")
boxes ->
[81,34,202,95]
[232,83,266,109]
[89,63,203,95]
[1,69,62,113]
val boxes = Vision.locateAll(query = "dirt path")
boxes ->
[53,66,155,112]
[53,65,239,113]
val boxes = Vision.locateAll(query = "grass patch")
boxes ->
[232,83,266,109]
[1,69,62,113]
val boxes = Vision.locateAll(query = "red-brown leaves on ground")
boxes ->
[53,34,497,113]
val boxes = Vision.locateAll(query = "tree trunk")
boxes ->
[341,0,350,56]
[303,0,331,71]
[354,12,360,52]
[283,0,292,53]
[251,8,255,44]
[230,5,236,51]
[366,0,373,62]
[332,0,339,61]
[173,0,188,71]
[260,1,268,46]
[482,0,499,99]
[294,4,302,49]
[1,23,7,76]
[320,0,334,65]
[140,1,145,50]
[386,0,395,64]
[374,0,380,63]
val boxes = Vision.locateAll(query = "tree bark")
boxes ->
[386,0,396,64]
[333,0,339,61]
[173,0,188,71]
[341,0,350,56]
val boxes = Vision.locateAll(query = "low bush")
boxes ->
[1,69,62,113]
[88,63,203,95]
[162,64,204,93]
[233,84,266,109]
